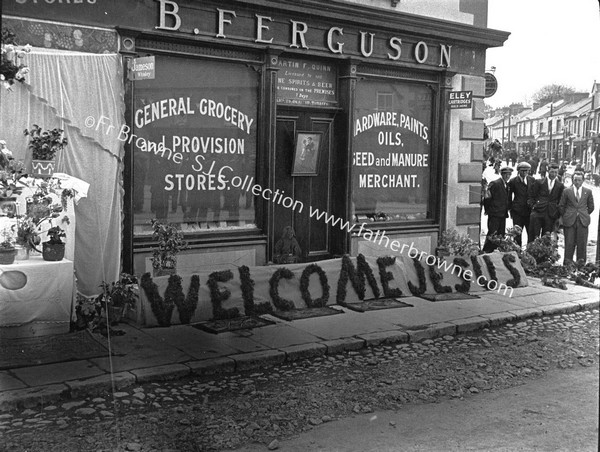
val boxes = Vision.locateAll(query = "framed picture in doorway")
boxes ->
[291,131,322,176]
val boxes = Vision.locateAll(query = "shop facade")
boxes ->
[3,0,508,284]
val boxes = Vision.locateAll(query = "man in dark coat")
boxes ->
[558,171,595,264]
[538,157,548,179]
[528,163,564,243]
[482,165,513,252]
[528,154,539,176]
[508,161,534,246]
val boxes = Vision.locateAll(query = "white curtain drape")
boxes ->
[0,48,125,296]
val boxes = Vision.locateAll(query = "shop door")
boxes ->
[272,109,336,263]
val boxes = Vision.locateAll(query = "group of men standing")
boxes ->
[483,161,595,265]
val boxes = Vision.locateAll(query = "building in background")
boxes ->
[487,90,598,171]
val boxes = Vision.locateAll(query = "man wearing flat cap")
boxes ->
[528,162,564,242]
[508,161,535,246]
[483,164,513,252]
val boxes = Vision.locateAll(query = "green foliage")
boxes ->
[12,216,40,251]
[140,272,175,327]
[1,27,30,88]
[0,159,27,197]
[24,125,68,160]
[525,233,560,266]
[531,84,575,106]
[0,227,15,249]
[46,225,66,244]
[150,218,187,271]
[438,228,480,257]
[98,273,138,309]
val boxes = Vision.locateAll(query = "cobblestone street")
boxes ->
[1,309,598,452]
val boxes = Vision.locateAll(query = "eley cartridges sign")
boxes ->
[448,91,472,109]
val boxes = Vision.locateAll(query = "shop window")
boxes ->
[131,55,259,236]
[352,80,432,222]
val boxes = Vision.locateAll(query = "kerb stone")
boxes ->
[230,350,286,371]
[187,358,235,376]
[0,384,68,412]
[66,372,136,398]
[357,331,409,346]
[320,338,365,355]
[481,312,517,326]
[281,343,327,362]
[407,323,456,342]
[574,299,599,310]
[449,317,490,333]
[541,302,581,316]
[508,308,544,320]
[130,364,190,383]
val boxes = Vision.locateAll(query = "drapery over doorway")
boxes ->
[0,48,125,296]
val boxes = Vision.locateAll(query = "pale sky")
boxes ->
[485,0,600,108]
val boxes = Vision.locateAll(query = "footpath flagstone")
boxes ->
[0,277,598,412]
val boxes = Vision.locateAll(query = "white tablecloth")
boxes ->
[0,256,75,337]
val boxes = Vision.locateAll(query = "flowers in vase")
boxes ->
[1,28,31,90]
[12,214,41,252]
[0,141,27,198]
[0,227,15,251]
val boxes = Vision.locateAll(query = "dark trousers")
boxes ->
[563,217,589,264]
[483,215,506,253]
[528,212,555,243]
[511,212,530,247]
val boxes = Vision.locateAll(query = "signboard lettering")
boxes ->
[484,73,498,98]
[129,56,155,81]
[276,58,337,106]
[448,90,472,109]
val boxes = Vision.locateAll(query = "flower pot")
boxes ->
[154,267,176,277]
[435,247,451,258]
[15,245,30,261]
[107,305,125,324]
[42,242,65,261]
[0,248,17,265]
[31,159,56,178]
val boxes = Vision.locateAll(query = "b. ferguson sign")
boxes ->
[154,0,453,68]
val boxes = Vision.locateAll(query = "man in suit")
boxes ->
[508,161,534,246]
[558,171,595,264]
[528,163,564,243]
[483,165,513,253]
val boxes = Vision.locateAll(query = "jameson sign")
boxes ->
[129,56,155,81]
[276,58,337,106]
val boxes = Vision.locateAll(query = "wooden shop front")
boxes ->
[4,0,509,276]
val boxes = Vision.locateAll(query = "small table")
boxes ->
[0,256,75,338]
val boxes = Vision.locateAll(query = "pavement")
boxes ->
[0,276,598,412]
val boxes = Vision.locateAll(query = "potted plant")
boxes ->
[0,228,16,265]
[150,218,187,276]
[1,27,31,90]
[11,215,40,260]
[0,157,27,199]
[74,294,101,331]
[96,273,138,324]
[42,225,66,261]
[437,228,480,258]
[23,124,68,177]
